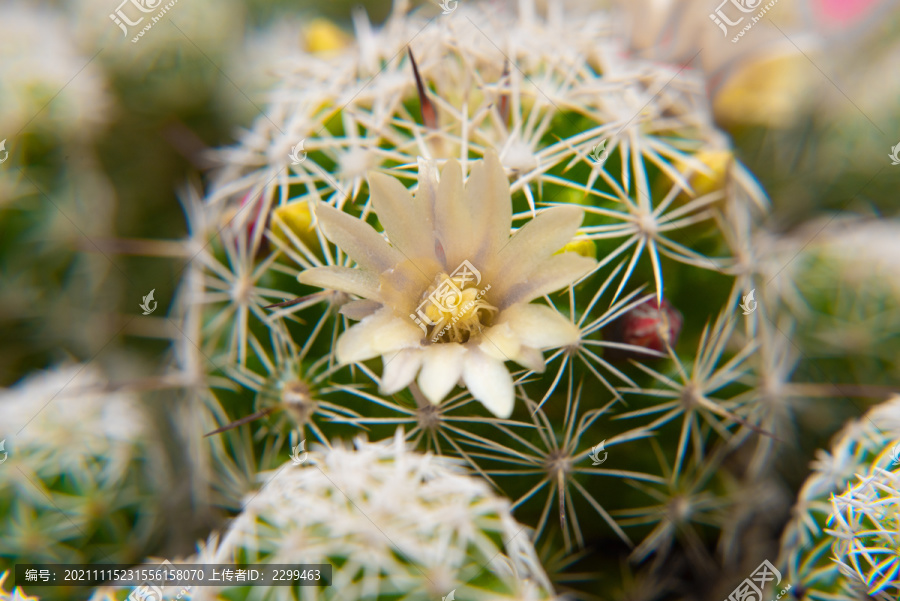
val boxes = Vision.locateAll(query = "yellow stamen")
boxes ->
[419,274,496,343]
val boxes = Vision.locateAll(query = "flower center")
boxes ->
[416,272,497,344]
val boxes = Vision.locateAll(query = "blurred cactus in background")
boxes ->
[0,572,38,601]
[829,467,900,601]
[780,396,900,601]
[0,5,119,384]
[0,365,171,579]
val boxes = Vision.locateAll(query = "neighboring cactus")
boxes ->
[0,6,112,141]
[778,218,900,385]
[0,5,120,386]
[828,466,900,600]
[0,365,170,574]
[92,431,555,601]
[0,572,39,601]
[61,0,247,114]
[779,396,900,599]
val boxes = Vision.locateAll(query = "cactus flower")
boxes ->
[298,150,596,417]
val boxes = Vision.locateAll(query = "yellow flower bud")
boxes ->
[304,19,350,54]
[271,201,318,254]
[558,238,597,260]
[713,53,814,129]
[677,149,733,199]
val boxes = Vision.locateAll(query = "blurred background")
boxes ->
[0,0,898,598]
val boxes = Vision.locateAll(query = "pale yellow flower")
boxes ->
[298,150,596,418]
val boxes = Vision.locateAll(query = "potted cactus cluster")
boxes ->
[2,1,899,600]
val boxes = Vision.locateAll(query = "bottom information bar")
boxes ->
[15,564,332,587]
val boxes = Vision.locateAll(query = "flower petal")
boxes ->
[491,205,586,284]
[315,203,403,273]
[336,307,423,364]
[339,299,382,320]
[496,252,596,308]
[514,345,546,373]
[298,266,381,300]
[480,320,547,372]
[462,349,515,418]
[369,171,437,265]
[466,150,513,267]
[380,349,423,395]
[499,303,580,350]
[434,159,471,270]
[478,321,522,364]
[415,156,440,215]
[379,258,439,313]
[417,343,466,404]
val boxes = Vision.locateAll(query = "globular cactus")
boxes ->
[0,5,120,385]
[779,395,900,600]
[828,466,900,601]
[0,571,39,601]
[159,1,792,595]
[5,1,899,601]
[92,431,554,601]
[0,365,170,576]
[99,0,887,598]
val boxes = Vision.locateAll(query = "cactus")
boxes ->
[0,5,121,386]
[0,572,39,601]
[9,1,900,600]
[156,1,798,596]
[0,365,170,585]
[779,396,900,600]
[91,431,554,601]
[829,466,900,600]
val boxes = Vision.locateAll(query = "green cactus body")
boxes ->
[780,396,900,600]
[168,2,778,598]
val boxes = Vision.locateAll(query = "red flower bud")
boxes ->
[604,298,683,361]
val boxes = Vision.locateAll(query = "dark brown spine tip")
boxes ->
[264,294,315,309]
[203,408,276,437]
[408,47,438,130]
[498,60,510,128]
